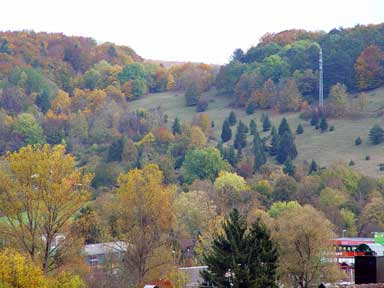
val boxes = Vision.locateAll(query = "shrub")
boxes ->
[329,125,335,132]
[369,124,384,145]
[196,96,208,112]
[310,113,319,126]
[355,137,362,146]
[296,123,304,135]
[349,160,355,166]
[246,102,256,114]
[366,155,370,161]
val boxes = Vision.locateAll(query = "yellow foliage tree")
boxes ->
[0,145,92,273]
[166,74,176,91]
[274,205,343,287]
[51,89,71,114]
[189,126,207,148]
[114,164,176,285]
[214,171,247,214]
[0,249,48,288]
[0,249,85,288]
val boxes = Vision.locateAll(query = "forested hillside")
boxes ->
[217,24,384,111]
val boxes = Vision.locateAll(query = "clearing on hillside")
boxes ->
[129,87,384,177]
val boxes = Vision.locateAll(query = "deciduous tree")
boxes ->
[274,205,342,287]
[114,164,175,285]
[0,145,92,273]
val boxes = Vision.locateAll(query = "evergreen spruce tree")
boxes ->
[202,209,278,288]
[355,136,362,146]
[310,113,319,126]
[253,131,266,172]
[236,147,243,162]
[319,117,328,132]
[221,119,232,143]
[228,111,237,126]
[277,131,297,164]
[234,121,247,149]
[308,159,318,175]
[278,117,291,136]
[211,120,215,128]
[249,119,257,136]
[244,123,249,134]
[296,123,304,135]
[216,141,224,155]
[172,117,181,135]
[107,138,124,162]
[35,89,51,113]
[283,158,295,176]
[369,124,384,145]
[223,145,237,167]
[262,113,271,132]
[269,126,279,156]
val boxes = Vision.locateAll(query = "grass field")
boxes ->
[129,88,384,177]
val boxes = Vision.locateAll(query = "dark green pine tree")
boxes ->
[35,89,51,113]
[223,145,237,167]
[277,131,298,164]
[278,117,291,136]
[243,123,249,134]
[221,119,232,143]
[211,120,215,128]
[269,126,279,156]
[216,141,224,155]
[262,113,271,132]
[249,119,257,136]
[283,157,295,176]
[247,221,279,288]
[202,209,279,288]
[107,138,124,162]
[236,146,243,162]
[253,131,266,172]
[369,124,384,145]
[310,113,319,126]
[228,111,237,126]
[172,117,181,135]
[234,121,247,149]
[319,117,328,132]
[296,123,304,135]
[308,159,318,175]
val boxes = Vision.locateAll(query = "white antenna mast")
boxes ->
[319,46,324,108]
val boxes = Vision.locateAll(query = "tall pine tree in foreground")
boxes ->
[202,209,278,288]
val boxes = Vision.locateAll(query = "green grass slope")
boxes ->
[129,87,384,177]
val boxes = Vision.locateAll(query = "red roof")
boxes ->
[331,237,375,246]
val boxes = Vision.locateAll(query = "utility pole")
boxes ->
[319,46,324,108]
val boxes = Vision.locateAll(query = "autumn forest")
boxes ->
[0,23,384,287]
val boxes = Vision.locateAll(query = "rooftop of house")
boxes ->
[84,241,128,256]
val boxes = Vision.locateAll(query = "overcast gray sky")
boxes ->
[1,0,383,64]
